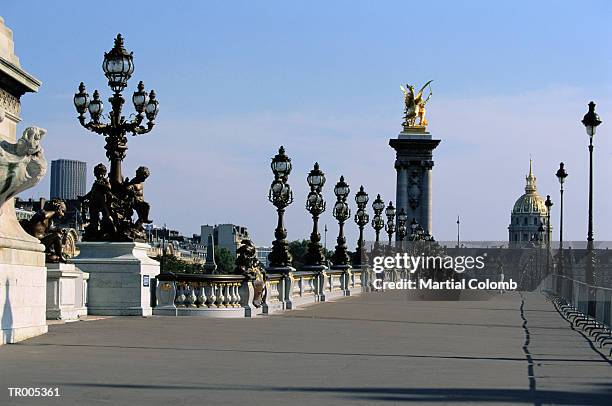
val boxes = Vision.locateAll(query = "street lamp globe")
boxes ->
[132,81,147,113]
[372,194,385,213]
[307,162,325,189]
[333,201,349,219]
[334,176,350,199]
[385,202,396,219]
[556,162,568,185]
[398,208,408,224]
[355,186,369,207]
[545,195,553,210]
[582,101,602,136]
[271,146,292,178]
[73,82,89,114]
[87,90,103,121]
[410,218,418,233]
[145,90,159,121]
[103,34,134,93]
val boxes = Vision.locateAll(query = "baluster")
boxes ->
[176,283,186,308]
[222,283,231,307]
[234,283,241,307]
[185,282,197,308]
[196,282,207,308]
[207,283,216,308]
[215,283,224,307]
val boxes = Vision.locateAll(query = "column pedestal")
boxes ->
[46,263,89,321]
[73,242,160,316]
[389,128,440,237]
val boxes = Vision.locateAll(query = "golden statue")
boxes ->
[400,80,433,130]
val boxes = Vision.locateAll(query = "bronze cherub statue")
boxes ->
[20,198,71,263]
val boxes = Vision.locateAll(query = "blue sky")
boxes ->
[3,1,612,246]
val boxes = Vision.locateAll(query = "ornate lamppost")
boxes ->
[73,34,159,242]
[371,194,385,255]
[304,163,326,269]
[555,162,568,286]
[331,176,351,269]
[353,186,369,267]
[397,208,408,250]
[267,146,294,270]
[385,202,396,249]
[582,101,602,316]
[545,195,553,276]
[409,218,418,241]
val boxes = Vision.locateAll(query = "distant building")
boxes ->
[509,160,552,246]
[15,207,35,221]
[15,197,83,233]
[50,159,87,200]
[200,224,250,256]
[256,246,272,268]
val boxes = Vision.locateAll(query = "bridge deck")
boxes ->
[1,291,610,405]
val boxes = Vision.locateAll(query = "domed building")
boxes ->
[509,160,552,246]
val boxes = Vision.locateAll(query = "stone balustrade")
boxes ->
[152,267,376,318]
[154,273,248,318]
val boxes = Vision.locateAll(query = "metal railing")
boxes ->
[545,274,612,353]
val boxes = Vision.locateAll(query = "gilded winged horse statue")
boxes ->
[400,80,433,130]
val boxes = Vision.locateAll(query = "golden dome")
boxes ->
[512,159,548,215]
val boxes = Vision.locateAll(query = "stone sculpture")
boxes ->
[0,126,47,206]
[235,239,266,308]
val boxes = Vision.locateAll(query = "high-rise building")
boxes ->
[50,159,87,200]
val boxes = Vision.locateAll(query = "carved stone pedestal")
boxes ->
[73,242,159,316]
[46,263,88,320]
[0,241,47,344]
[0,17,46,345]
[389,128,440,236]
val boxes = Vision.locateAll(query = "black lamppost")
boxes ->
[556,162,568,283]
[545,195,553,276]
[384,202,396,247]
[304,163,326,269]
[353,186,369,267]
[371,194,385,255]
[582,101,602,316]
[73,34,159,190]
[332,176,351,268]
[73,34,159,242]
[397,208,408,250]
[267,146,294,270]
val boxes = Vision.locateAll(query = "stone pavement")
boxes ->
[0,291,610,405]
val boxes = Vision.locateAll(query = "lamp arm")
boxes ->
[78,116,110,136]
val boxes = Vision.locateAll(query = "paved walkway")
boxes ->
[1,291,611,405]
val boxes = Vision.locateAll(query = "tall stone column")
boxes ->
[395,161,408,219]
[0,17,48,345]
[421,160,434,234]
[389,129,440,238]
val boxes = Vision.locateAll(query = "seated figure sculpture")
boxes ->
[235,239,267,308]
[79,163,116,240]
[125,166,152,228]
[20,198,69,263]
[79,164,152,242]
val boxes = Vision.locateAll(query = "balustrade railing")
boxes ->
[155,273,247,316]
[154,267,375,317]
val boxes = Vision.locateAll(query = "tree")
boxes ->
[156,255,201,274]
[215,246,236,274]
[288,239,309,270]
